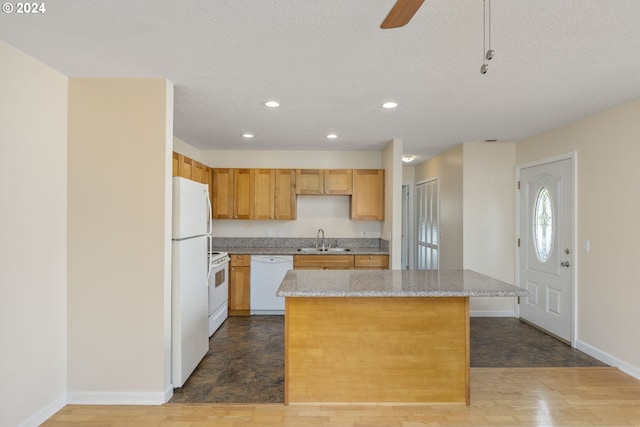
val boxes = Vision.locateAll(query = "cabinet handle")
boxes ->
[369,256,373,259]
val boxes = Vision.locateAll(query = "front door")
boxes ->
[518,157,573,342]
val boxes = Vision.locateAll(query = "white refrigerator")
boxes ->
[171,177,211,387]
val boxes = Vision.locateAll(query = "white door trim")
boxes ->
[515,151,578,347]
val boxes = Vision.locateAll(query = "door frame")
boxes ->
[515,152,578,346]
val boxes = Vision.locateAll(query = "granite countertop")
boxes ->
[276,269,530,298]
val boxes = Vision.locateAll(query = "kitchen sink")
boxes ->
[296,247,351,253]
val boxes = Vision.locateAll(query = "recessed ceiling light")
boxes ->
[242,133,254,139]
[326,134,338,139]
[382,102,398,109]
[264,101,280,108]
[402,155,416,163]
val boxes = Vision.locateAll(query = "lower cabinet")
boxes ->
[293,255,354,270]
[231,253,389,315]
[229,254,250,316]
[293,254,388,270]
[354,255,389,270]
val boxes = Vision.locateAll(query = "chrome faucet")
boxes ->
[316,228,325,249]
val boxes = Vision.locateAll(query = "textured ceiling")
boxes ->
[2,0,640,162]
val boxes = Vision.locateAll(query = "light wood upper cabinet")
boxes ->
[178,155,194,180]
[212,168,297,220]
[207,166,384,221]
[254,169,297,220]
[213,168,252,220]
[212,168,234,219]
[254,169,275,220]
[173,152,209,185]
[192,161,205,184]
[233,168,255,220]
[351,169,384,220]
[172,152,180,177]
[295,169,323,194]
[212,168,255,220]
[274,169,297,220]
[296,169,352,195]
[324,169,353,195]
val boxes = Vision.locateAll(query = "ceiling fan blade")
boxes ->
[380,0,425,29]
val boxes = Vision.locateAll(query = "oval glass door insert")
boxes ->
[534,186,553,262]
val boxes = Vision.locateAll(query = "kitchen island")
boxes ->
[276,269,530,405]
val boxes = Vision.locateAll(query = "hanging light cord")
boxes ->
[481,0,488,74]
[488,0,491,55]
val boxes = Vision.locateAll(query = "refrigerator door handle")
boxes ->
[205,188,214,280]
[205,188,213,235]
[206,234,213,280]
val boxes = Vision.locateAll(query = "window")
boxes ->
[533,186,553,262]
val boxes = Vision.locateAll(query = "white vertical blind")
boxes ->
[416,179,439,270]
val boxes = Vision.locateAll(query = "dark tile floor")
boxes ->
[170,315,607,404]
[470,317,608,368]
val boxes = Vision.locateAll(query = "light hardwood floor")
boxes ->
[43,367,640,426]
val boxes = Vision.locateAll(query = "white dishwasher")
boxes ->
[250,255,293,315]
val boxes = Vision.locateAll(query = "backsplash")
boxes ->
[212,237,388,250]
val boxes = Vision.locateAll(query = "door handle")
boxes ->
[560,261,570,267]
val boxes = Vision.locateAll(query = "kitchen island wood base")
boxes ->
[284,296,470,405]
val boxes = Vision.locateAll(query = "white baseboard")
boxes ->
[17,393,66,427]
[470,310,516,318]
[575,339,640,380]
[67,387,172,405]
[164,385,174,403]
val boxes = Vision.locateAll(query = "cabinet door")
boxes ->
[178,155,194,179]
[254,169,275,220]
[293,255,354,270]
[324,169,353,195]
[355,255,389,270]
[192,161,205,184]
[275,169,297,220]
[229,265,250,316]
[230,254,250,267]
[234,169,255,219]
[172,152,180,177]
[295,169,323,195]
[212,168,234,219]
[351,169,384,220]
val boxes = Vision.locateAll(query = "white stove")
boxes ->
[209,251,230,265]
[207,251,230,336]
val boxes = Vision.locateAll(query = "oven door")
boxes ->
[208,262,228,315]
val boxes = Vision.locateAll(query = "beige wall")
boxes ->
[463,142,517,315]
[0,41,68,427]
[414,144,464,269]
[67,78,173,401]
[199,149,382,169]
[173,136,201,161]
[516,99,640,377]
[382,139,404,269]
